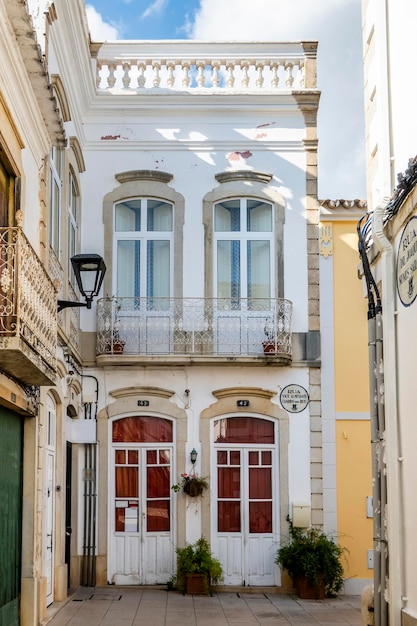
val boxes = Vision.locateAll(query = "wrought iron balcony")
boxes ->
[0,227,57,385]
[96,297,292,364]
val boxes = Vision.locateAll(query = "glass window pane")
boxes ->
[115,450,125,464]
[248,240,270,300]
[249,501,272,533]
[159,449,170,464]
[230,451,240,465]
[218,467,240,498]
[147,500,170,531]
[215,200,240,231]
[218,501,241,532]
[262,451,272,465]
[115,200,141,231]
[217,240,240,300]
[213,417,274,444]
[249,467,272,499]
[112,416,173,443]
[147,240,170,298]
[147,200,172,231]
[147,450,157,465]
[128,450,138,464]
[248,451,258,466]
[147,466,170,498]
[217,450,227,465]
[247,200,272,232]
[115,467,138,498]
[117,240,140,297]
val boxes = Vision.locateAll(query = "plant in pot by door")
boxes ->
[175,537,224,595]
[275,516,347,599]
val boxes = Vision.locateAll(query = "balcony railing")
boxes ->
[94,41,317,93]
[0,227,57,385]
[96,297,292,363]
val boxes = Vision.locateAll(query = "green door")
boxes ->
[0,407,23,626]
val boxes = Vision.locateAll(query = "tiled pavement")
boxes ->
[45,587,363,626]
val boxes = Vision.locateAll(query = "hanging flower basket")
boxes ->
[172,473,208,497]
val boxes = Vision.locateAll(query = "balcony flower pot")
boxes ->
[262,340,278,354]
[275,516,346,598]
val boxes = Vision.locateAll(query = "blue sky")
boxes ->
[86,0,200,40]
[86,0,366,201]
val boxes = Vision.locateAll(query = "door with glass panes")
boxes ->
[108,416,175,585]
[212,416,279,586]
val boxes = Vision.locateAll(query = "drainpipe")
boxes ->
[372,198,403,626]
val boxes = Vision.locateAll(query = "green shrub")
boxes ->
[276,516,347,597]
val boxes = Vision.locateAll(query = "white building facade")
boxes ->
[361,1,417,624]
[46,0,323,592]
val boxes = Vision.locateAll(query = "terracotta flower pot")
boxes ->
[186,573,208,595]
[295,575,325,600]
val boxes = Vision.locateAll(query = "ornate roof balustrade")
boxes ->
[93,41,317,93]
[96,296,292,364]
[0,227,57,385]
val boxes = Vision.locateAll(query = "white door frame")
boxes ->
[45,395,56,605]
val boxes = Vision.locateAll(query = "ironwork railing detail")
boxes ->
[97,297,292,360]
[0,227,57,373]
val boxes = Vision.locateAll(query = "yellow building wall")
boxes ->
[333,223,369,412]
[332,221,373,580]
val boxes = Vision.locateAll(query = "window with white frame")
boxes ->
[214,198,274,309]
[114,198,173,299]
[68,170,79,287]
[49,147,62,255]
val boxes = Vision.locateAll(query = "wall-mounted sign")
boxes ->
[280,384,309,413]
[137,400,150,406]
[397,215,417,307]
[237,400,250,407]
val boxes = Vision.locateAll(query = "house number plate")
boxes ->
[137,400,150,406]
[237,400,250,407]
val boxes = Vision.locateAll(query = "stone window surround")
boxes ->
[203,170,286,300]
[102,170,185,298]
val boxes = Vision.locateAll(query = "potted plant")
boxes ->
[263,319,278,354]
[107,328,125,353]
[275,516,346,599]
[171,473,208,497]
[176,537,223,595]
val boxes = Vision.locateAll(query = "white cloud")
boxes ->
[142,0,169,19]
[86,5,120,40]
[190,0,366,200]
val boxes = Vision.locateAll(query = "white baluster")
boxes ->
[285,62,294,88]
[196,60,205,87]
[137,63,146,88]
[299,60,305,88]
[181,61,191,88]
[240,61,250,88]
[270,62,279,88]
[211,61,220,87]
[152,61,161,87]
[255,61,264,88]
[96,61,103,89]
[226,61,235,87]
[122,62,130,89]
[107,63,116,88]
[167,61,175,88]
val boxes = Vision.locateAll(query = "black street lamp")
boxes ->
[57,253,106,312]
